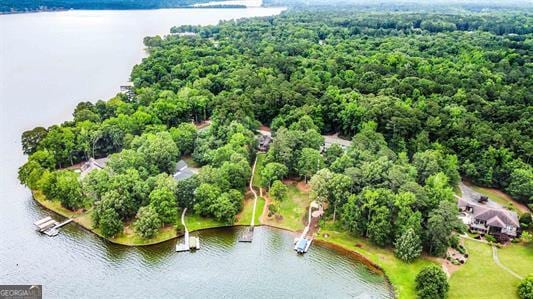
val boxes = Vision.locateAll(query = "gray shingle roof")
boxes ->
[458,197,519,227]
[173,160,194,181]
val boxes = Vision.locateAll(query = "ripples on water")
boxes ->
[5,201,392,298]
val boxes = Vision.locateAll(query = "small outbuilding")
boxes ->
[79,157,108,179]
[173,160,194,181]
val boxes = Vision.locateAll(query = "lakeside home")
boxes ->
[79,157,108,179]
[458,197,520,242]
[173,160,194,181]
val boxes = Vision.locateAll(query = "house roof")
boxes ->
[486,216,506,228]
[458,197,519,227]
[175,160,188,172]
[79,157,108,178]
[173,160,194,181]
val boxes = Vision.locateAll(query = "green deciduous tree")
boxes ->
[134,205,162,239]
[149,186,178,225]
[394,228,422,262]
[53,170,85,210]
[367,205,392,246]
[426,201,462,256]
[415,265,449,299]
[260,162,288,189]
[132,132,179,174]
[297,148,325,183]
[270,180,288,201]
[99,208,124,238]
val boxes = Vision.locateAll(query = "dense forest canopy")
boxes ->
[19,9,531,245]
[137,10,532,203]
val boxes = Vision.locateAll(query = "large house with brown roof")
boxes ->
[458,197,520,242]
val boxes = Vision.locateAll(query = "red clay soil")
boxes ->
[441,258,462,277]
[296,181,311,193]
[259,125,271,131]
[195,120,211,129]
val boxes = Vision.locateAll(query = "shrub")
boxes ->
[269,180,288,201]
[450,234,460,249]
[415,265,449,299]
[485,235,496,243]
[519,213,532,229]
[518,275,533,299]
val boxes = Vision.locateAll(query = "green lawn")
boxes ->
[253,153,266,188]
[497,242,533,278]
[185,213,228,232]
[111,226,178,246]
[449,239,521,298]
[236,197,265,226]
[263,184,310,231]
[317,223,435,299]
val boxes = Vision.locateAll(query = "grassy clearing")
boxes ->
[33,190,81,219]
[185,213,228,232]
[317,223,435,299]
[111,225,178,246]
[236,197,265,226]
[497,242,533,278]
[263,183,310,231]
[449,239,521,298]
[253,153,266,187]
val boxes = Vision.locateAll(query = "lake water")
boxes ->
[0,8,391,298]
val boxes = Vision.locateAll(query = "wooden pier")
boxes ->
[238,226,254,242]
[293,201,321,254]
[238,157,258,243]
[34,216,73,237]
[176,208,201,252]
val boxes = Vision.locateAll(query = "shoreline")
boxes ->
[31,189,394,293]
[0,5,265,16]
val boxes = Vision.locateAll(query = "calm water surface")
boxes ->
[0,8,391,298]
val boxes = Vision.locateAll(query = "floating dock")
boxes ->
[238,157,258,243]
[238,226,254,243]
[34,217,73,237]
[293,201,321,254]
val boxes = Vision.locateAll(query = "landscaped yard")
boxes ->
[236,196,265,226]
[185,213,228,232]
[111,225,178,246]
[252,153,266,188]
[317,223,435,299]
[449,239,522,298]
[262,183,310,231]
[497,242,533,278]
